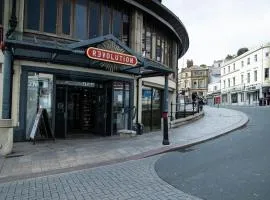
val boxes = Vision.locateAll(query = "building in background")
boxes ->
[0,0,189,155]
[221,44,270,105]
[179,65,209,102]
[206,60,222,105]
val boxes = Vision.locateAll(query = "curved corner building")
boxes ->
[0,0,189,147]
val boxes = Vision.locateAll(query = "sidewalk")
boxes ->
[0,106,248,182]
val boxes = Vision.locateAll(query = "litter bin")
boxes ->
[133,123,144,135]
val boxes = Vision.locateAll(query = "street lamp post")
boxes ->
[162,75,170,145]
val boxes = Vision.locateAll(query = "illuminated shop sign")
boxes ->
[86,47,137,66]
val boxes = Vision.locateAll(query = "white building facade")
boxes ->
[221,44,270,106]
[206,60,222,105]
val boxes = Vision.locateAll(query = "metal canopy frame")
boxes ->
[5,34,174,78]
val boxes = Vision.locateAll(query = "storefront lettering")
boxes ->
[86,47,138,66]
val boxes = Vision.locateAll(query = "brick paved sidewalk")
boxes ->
[0,155,202,200]
[0,106,248,182]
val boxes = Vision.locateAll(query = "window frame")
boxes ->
[254,70,257,82]
[254,54,257,62]
[265,68,269,80]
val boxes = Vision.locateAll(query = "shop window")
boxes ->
[142,87,161,132]
[26,73,53,139]
[231,93,238,103]
[253,92,257,101]
[241,93,244,102]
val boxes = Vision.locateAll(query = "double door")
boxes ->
[55,84,111,138]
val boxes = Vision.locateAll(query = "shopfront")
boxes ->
[5,34,173,142]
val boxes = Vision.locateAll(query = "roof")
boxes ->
[5,33,174,78]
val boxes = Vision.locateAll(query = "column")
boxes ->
[1,48,12,119]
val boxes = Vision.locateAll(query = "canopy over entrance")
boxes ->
[5,34,174,77]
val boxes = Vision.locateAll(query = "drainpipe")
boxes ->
[1,0,17,118]
[2,47,12,119]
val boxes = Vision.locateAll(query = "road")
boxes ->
[155,106,270,200]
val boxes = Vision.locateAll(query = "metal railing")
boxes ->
[169,101,203,120]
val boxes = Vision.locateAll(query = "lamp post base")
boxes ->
[162,139,170,145]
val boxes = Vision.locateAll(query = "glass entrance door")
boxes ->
[55,81,108,137]
[142,86,162,132]
[112,82,131,134]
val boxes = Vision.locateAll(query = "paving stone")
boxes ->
[0,156,202,200]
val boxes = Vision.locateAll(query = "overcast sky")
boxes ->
[163,0,270,67]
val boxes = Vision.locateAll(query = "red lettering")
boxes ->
[97,50,101,58]
[92,49,97,57]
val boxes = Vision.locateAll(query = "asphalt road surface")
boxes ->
[155,106,270,200]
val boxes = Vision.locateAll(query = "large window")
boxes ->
[24,0,130,43]
[44,0,57,33]
[89,0,101,38]
[142,87,162,132]
[142,19,174,68]
[254,70,257,82]
[265,68,269,79]
[74,0,88,39]
[26,73,53,139]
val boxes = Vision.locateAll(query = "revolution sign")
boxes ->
[86,47,138,66]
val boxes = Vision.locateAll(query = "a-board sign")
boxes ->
[29,108,54,143]
[30,108,43,140]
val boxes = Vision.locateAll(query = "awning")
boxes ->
[4,33,174,78]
